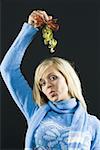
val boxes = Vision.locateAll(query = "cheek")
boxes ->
[59,80,68,91]
[41,87,46,95]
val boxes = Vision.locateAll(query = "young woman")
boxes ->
[1,10,100,150]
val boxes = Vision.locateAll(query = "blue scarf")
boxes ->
[25,99,88,149]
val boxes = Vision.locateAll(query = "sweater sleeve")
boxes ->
[90,116,100,150]
[0,22,39,122]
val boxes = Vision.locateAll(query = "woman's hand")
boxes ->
[28,10,52,28]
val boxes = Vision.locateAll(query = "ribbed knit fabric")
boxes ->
[1,23,100,150]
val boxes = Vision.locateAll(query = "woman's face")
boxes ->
[39,66,71,102]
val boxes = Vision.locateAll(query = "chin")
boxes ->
[50,99,58,102]
[49,96,58,101]
[49,96,59,102]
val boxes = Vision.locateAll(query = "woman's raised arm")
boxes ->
[0,22,39,122]
[0,10,52,122]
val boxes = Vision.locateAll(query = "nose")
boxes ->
[46,80,52,89]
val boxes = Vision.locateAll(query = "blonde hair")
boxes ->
[33,57,87,110]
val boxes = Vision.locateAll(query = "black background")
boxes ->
[1,0,100,149]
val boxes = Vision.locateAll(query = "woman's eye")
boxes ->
[50,75,58,80]
[40,80,46,87]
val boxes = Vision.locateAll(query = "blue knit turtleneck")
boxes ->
[48,98,77,113]
[34,98,78,149]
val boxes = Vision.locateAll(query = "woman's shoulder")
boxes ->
[88,113,100,128]
[87,113,100,139]
[87,114,100,148]
[87,113,100,144]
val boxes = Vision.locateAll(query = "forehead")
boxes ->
[41,66,60,79]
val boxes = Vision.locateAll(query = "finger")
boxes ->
[30,10,52,23]
[28,15,37,24]
[31,11,45,20]
[30,10,49,20]
[36,10,50,21]
[48,16,52,20]
[31,10,44,16]
[30,10,37,15]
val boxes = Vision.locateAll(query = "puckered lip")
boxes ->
[48,90,56,95]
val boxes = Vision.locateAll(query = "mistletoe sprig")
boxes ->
[42,25,57,53]
[42,19,59,53]
[34,15,59,53]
